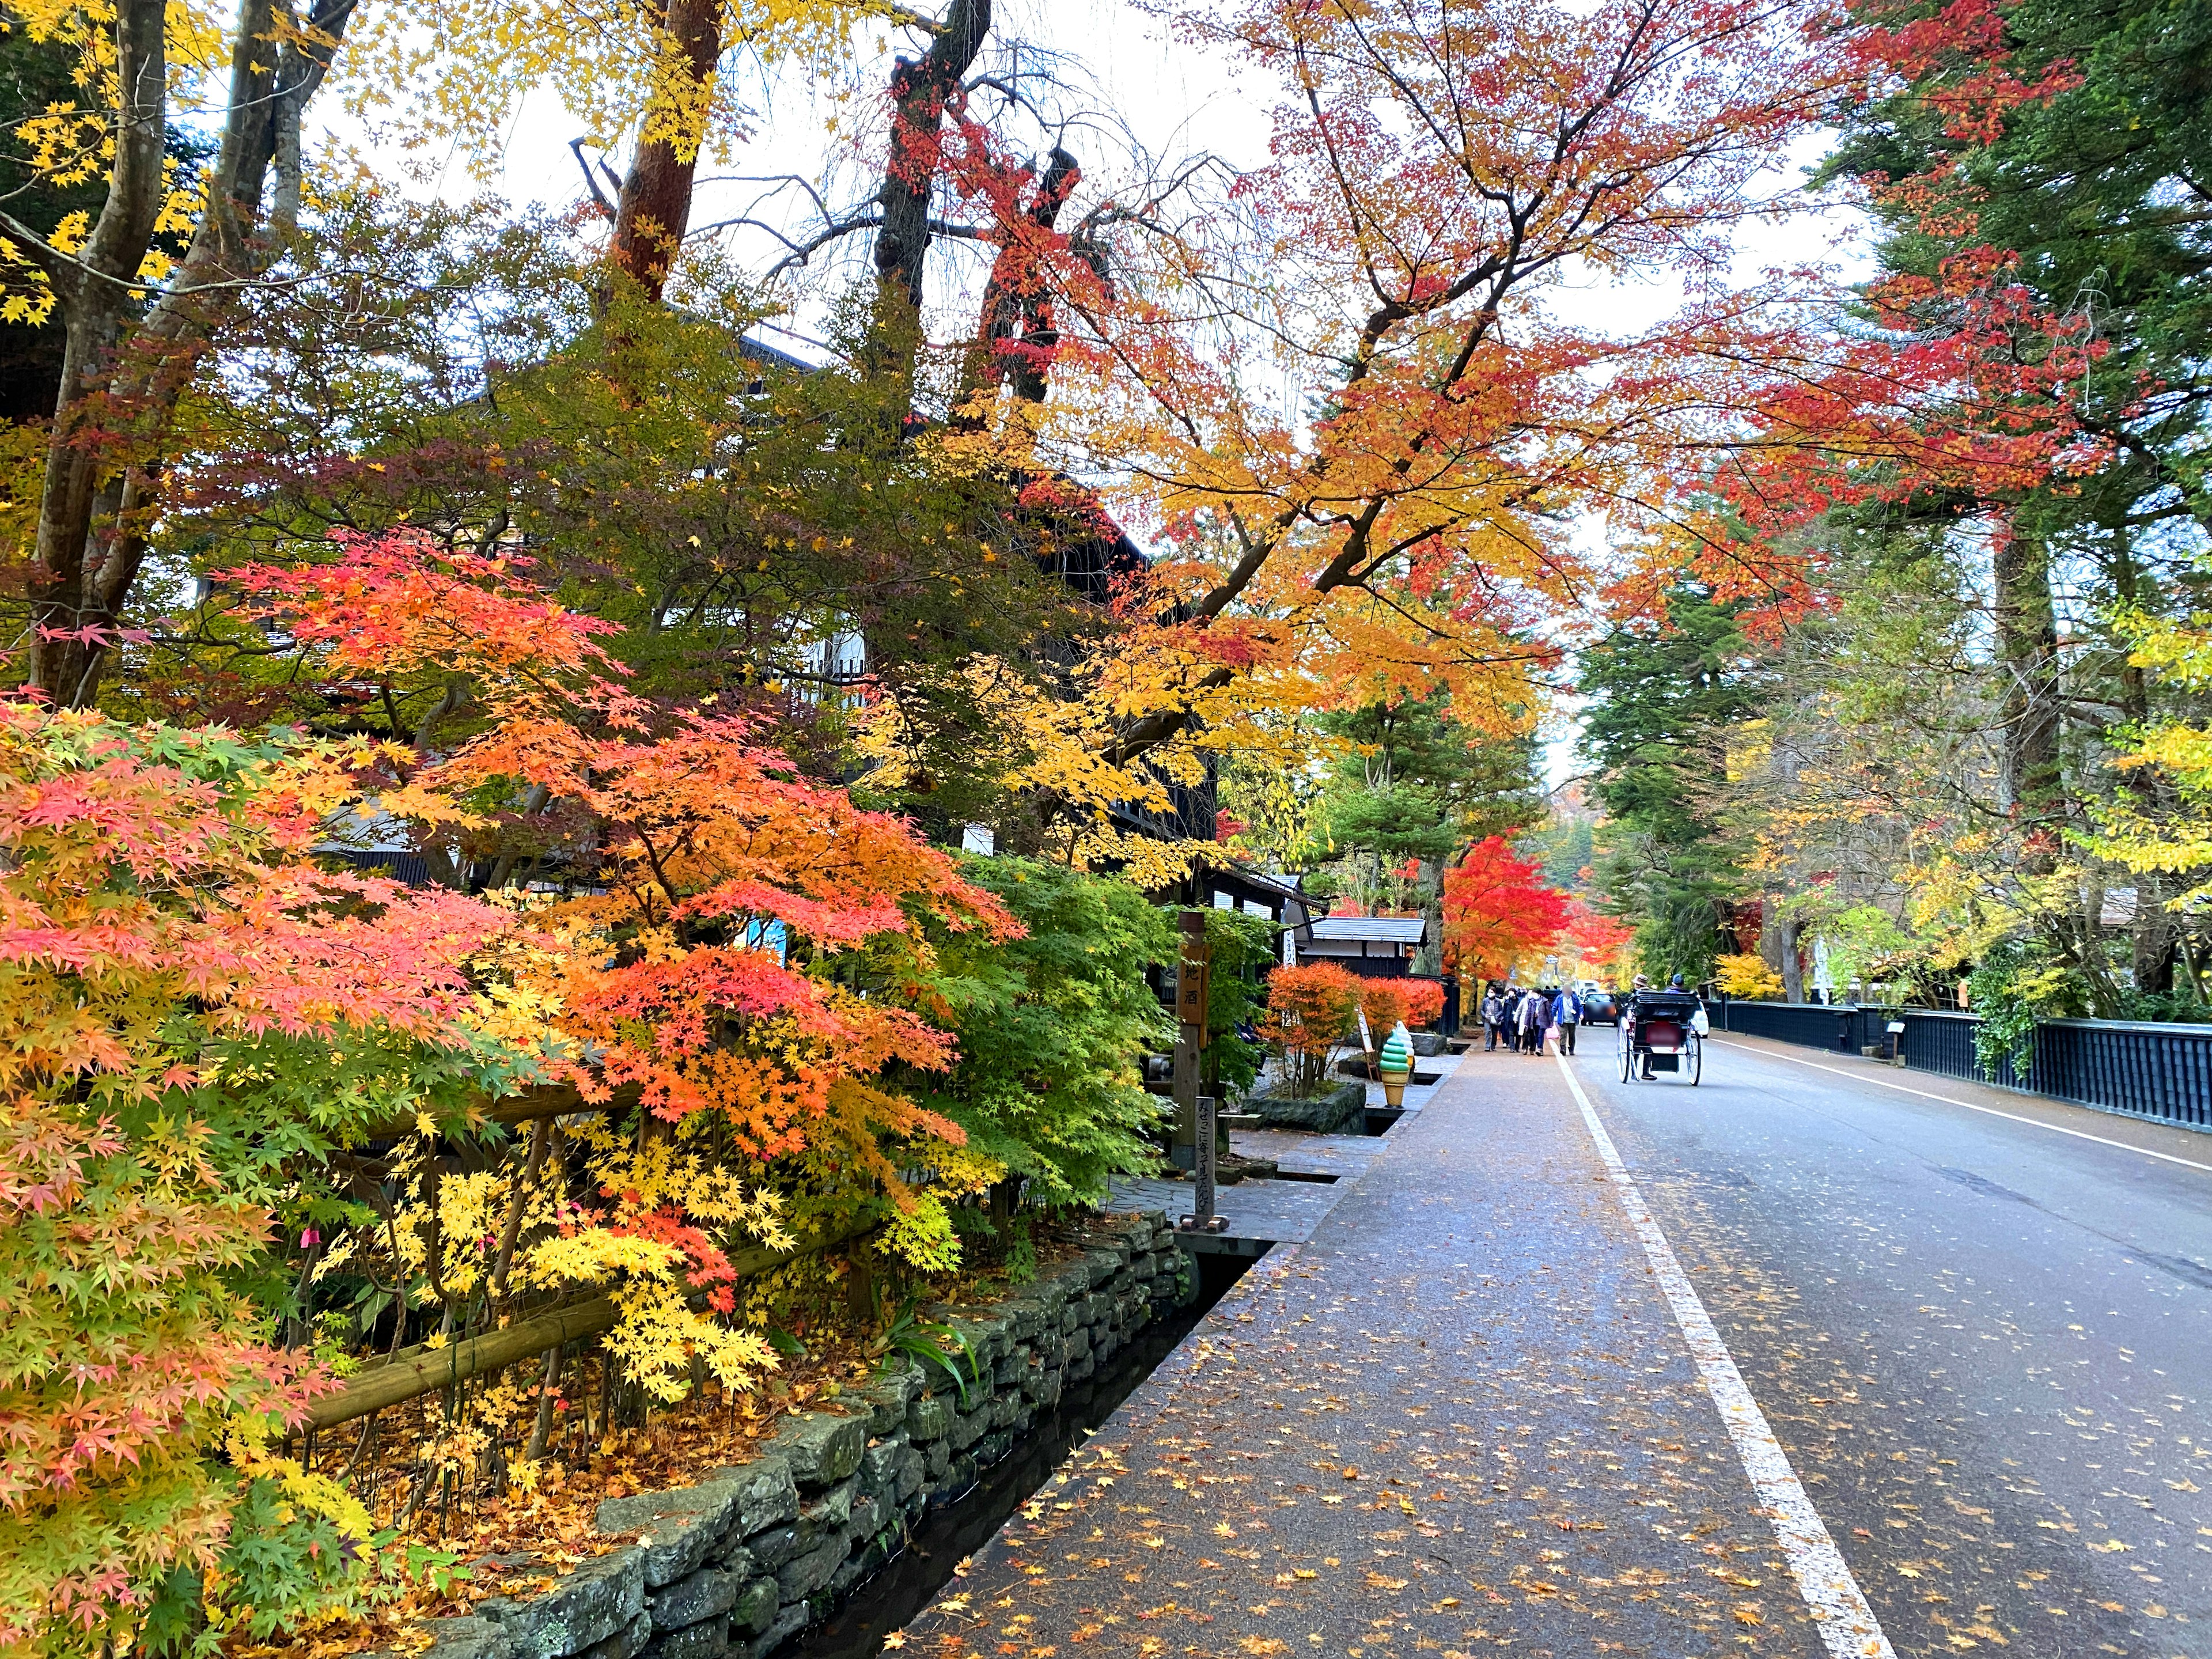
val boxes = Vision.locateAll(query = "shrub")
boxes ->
[1198,907,1281,1103]
[1265,962,1363,1097]
[1966,937,2084,1078]
[1714,952,1785,999]
[1399,978,1448,1029]
[910,857,1175,1214]
[1357,979,1408,1043]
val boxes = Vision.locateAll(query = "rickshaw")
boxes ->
[1617,988,1703,1085]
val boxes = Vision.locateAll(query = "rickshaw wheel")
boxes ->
[1685,1032,1702,1086]
[1618,1024,1633,1083]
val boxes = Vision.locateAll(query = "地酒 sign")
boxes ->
[1176,911,1210,1041]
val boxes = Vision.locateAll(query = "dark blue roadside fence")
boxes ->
[1714,999,2212,1134]
[1887,1009,2013,1087]
[2031,1018,2212,1130]
[1715,999,1865,1053]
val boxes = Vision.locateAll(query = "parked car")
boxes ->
[1579,987,1620,1025]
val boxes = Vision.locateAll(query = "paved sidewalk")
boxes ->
[1364,1048,1467,1118]
[1103,1057,1468,1242]
[902,1053,1843,1658]
[1229,1128,1380,1180]
[1105,1173,1343,1244]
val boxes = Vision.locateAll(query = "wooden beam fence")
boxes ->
[303,1214,879,1433]
[366,1081,645,1143]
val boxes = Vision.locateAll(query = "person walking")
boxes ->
[1482,986,1505,1051]
[1505,986,1525,1052]
[1553,984,1581,1056]
[1518,984,1547,1055]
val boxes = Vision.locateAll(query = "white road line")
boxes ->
[1555,1053,1894,1659]
[1708,1037,2212,1176]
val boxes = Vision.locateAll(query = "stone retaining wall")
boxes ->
[1246,1079,1366,1134]
[395,1213,1191,1659]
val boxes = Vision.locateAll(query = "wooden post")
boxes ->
[1172,911,1208,1171]
[1173,912,1227,1233]
[1193,1092,1218,1229]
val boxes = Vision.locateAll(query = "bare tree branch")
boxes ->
[570,138,617,220]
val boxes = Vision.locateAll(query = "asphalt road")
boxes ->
[1578,1031,2212,1656]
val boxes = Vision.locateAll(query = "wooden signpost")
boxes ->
[1173,911,1228,1233]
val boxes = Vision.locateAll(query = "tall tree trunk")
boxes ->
[1993,528,2062,859]
[1777,913,1804,1002]
[866,0,992,387]
[20,0,168,707]
[20,0,355,707]
[1415,856,1444,976]
[2132,868,2178,998]
[956,145,1078,418]
[609,0,722,300]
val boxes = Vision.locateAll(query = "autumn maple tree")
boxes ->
[0,708,531,1654]
[227,528,1027,1296]
[752,0,1859,887]
[1558,901,1639,984]
[1264,962,1362,1097]
[1441,838,1571,982]
[950,0,1848,783]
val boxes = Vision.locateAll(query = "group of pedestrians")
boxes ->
[1480,982,1582,1056]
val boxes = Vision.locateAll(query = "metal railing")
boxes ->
[1714,999,2212,1133]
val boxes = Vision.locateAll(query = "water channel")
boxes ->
[790,1247,1262,1659]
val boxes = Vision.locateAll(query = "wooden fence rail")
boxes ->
[365,1081,644,1143]
[303,1215,878,1433]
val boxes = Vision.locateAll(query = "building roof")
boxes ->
[1309,915,1429,945]
[1200,865,1316,935]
